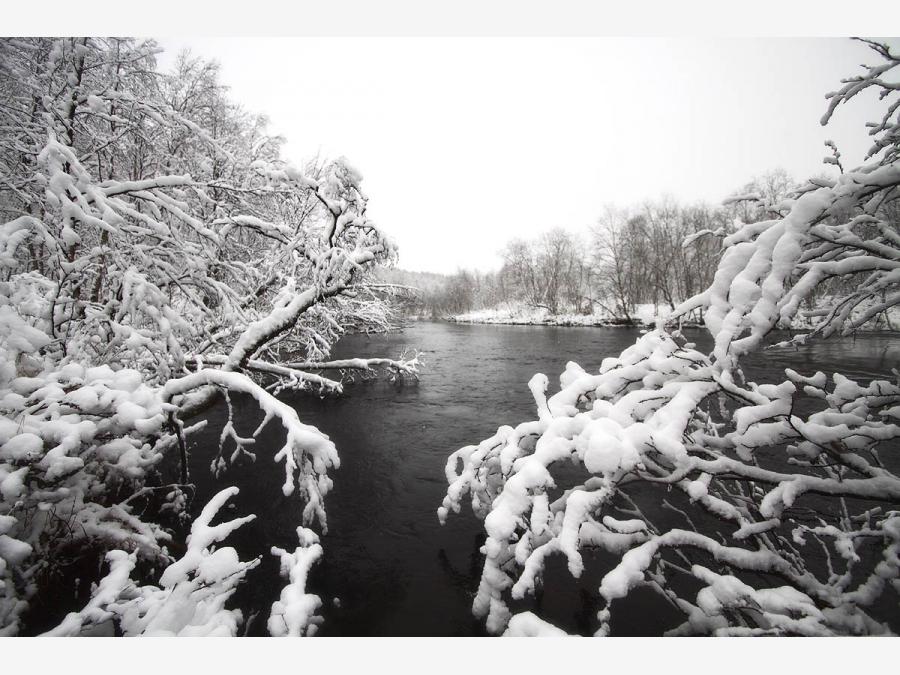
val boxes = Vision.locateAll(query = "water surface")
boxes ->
[186,322,900,636]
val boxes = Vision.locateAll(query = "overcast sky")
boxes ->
[157,37,892,274]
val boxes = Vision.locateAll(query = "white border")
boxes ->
[2,634,896,674]
[1,3,898,672]
[3,0,900,37]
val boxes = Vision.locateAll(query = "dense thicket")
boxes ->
[0,37,414,636]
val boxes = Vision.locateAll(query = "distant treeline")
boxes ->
[385,170,819,320]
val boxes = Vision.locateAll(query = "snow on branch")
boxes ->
[0,37,404,635]
[440,42,900,636]
[194,354,344,394]
[43,487,260,637]
[267,526,324,637]
[163,369,339,527]
[282,354,422,377]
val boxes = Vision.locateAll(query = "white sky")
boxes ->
[156,37,893,274]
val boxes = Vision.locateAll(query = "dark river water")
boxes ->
[184,322,900,636]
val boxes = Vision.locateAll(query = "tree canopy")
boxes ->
[0,37,416,636]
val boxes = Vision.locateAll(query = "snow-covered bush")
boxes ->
[0,38,416,635]
[43,487,258,637]
[440,38,900,636]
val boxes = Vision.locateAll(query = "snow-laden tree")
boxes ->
[0,37,416,636]
[440,38,900,637]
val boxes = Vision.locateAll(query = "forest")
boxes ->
[388,167,892,325]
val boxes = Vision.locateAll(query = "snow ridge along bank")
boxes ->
[449,301,899,330]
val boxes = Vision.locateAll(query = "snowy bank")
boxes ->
[449,304,670,328]
[449,300,899,332]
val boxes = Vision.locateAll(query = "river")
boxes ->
[185,321,900,636]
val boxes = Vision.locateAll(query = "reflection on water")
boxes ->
[186,322,899,636]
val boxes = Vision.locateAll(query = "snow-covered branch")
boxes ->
[43,487,260,637]
[440,41,900,636]
[163,369,338,526]
[0,38,404,635]
[267,526,324,637]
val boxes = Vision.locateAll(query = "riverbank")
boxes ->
[447,301,899,331]
[448,304,671,327]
